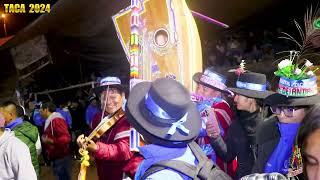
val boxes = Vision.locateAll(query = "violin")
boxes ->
[78,108,125,180]
[86,108,125,141]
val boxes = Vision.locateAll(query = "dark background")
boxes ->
[0,0,318,100]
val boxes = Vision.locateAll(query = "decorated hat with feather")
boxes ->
[265,7,320,107]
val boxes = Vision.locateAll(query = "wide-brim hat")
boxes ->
[126,78,201,147]
[264,93,320,106]
[193,67,230,94]
[228,72,274,99]
[93,76,126,95]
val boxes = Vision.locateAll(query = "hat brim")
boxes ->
[228,87,274,99]
[193,72,230,94]
[126,81,201,147]
[93,84,127,95]
[264,93,320,106]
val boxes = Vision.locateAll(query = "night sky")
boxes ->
[0,0,318,99]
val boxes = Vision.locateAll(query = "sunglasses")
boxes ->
[270,106,306,117]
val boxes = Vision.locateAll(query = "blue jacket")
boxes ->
[56,108,72,129]
[85,104,100,126]
[135,144,197,180]
[33,109,45,127]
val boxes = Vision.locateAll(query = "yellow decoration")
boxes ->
[113,0,202,91]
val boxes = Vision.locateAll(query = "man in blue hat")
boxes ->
[77,76,142,180]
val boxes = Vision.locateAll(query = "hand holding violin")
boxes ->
[77,134,98,153]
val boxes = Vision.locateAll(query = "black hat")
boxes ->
[228,72,274,99]
[93,76,126,94]
[193,67,230,94]
[126,78,201,147]
[264,10,320,107]
[264,93,320,107]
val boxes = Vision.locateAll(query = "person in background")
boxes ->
[56,101,72,129]
[40,102,71,180]
[85,95,100,129]
[16,104,42,156]
[0,101,41,177]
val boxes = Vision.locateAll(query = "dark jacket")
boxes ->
[209,111,264,179]
[252,116,280,173]
[13,121,40,177]
[252,116,305,179]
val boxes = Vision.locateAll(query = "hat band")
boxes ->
[100,76,121,86]
[236,81,266,91]
[144,93,190,136]
[200,75,226,90]
[203,70,227,84]
[100,81,121,86]
[278,76,318,97]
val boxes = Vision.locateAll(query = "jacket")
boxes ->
[91,112,143,180]
[42,112,71,160]
[11,120,40,177]
[210,110,264,179]
[252,116,280,173]
[252,115,304,180]
[0,129,37,180]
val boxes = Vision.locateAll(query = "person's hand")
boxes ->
[77,135,98,153]
[206,108,220,138]
[83,137,98,153]
[77,134,85,147]
[42,135,54,144]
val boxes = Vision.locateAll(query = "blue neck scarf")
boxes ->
[5,117,24,130]
[264,122,301,174]
[135,144,187,180]
[196,97,224,161]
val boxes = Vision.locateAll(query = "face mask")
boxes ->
[0,112,5,128]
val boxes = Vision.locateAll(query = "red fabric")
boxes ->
[196,101,237,178]
[42,117,71,160]
[212,102,238,177]
[91,113,142,180]
[213,101,237,178]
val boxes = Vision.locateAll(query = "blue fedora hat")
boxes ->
[126,78,201,147]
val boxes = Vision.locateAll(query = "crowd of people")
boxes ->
[204,28,292,68]
[0,55,319,180]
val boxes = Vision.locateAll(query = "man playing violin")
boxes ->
[77,76,142,180]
